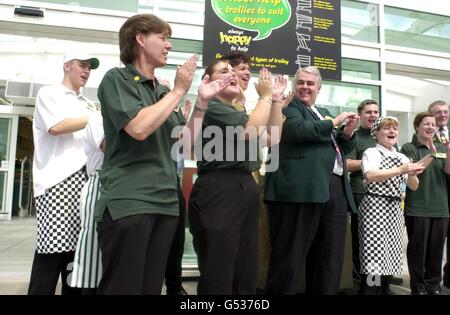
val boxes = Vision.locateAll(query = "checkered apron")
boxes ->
[358,150,405,275]
[35,167,88,254]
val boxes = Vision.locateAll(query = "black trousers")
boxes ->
[97,210,178,295]
[350,193,364,281]
[189,169,259,295]
[266,175,348,295]
[444,179,450,285]
[405,216,449,292]
[28,251,81,295]
[165,186,186,292]
[444,225,450,285]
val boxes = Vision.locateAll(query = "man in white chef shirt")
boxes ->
[29,52,99,295]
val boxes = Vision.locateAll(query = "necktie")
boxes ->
[309,107,344,170]
[439,127,448,145]
[331,132,344,169]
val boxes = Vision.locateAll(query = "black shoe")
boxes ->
[390,276,403,285]
[167,286,188,296]
[411,289,427,296]
[426,286,441,295]
[443,278,450,289]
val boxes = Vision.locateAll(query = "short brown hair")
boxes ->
[119,14,172,65]
[357,99,378,114]
[378,117,398,130]
[202,60,228,80]
[413,111,435,131]
[220,52,251,68]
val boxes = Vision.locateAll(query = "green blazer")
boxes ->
[264,97,357,213]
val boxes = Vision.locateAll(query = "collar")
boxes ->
[437,126,448,133]
[59,83,86,99]
[126,64,152,83]
[376,143,398,156]
[358,126,371,135]
[126,64,170,99]
[412,135,431,149]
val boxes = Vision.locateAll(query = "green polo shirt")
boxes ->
[401,137,449,218]
[96,65,180,221]
[347,127,376,194]
[197,99,261,173]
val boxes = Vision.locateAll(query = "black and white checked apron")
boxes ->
[358,150,406,275]
[35,167,88,254]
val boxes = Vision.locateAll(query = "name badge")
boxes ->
[433,152,447,159]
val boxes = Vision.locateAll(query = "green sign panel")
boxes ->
[211,0,292,41]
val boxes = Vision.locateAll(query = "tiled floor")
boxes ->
[0,216,448,295]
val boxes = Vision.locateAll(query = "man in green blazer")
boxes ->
[264,66,359,295]
[428,100,450,289]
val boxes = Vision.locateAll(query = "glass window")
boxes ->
[142,0,205,26]
[317,81,380,115]
[0,118,11,163]
[0,118,12,213]
[342,58,380,81]
[28,0,139,12]
[341,0,379,43]
[385,6,450,54]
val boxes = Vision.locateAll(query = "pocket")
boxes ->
[189,176,211,214]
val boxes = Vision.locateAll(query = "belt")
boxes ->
[367,192,402,203]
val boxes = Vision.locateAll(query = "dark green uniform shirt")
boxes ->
[347,127,376,194]
[401,137,449,218]
[95,65,180,221]
[197,99,261,173]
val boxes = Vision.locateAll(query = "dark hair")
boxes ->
[220,52,251,68]
[413,111,435,131]
[202,60,228,80]
[119,14,172,65]
[357,99,378,114]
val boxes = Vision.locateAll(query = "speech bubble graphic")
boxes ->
[212,0,292,41]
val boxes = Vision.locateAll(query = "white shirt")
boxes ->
[361,144,410,178]
[84,112,104,176]
[310,105,344,176]
[33,84,94,196]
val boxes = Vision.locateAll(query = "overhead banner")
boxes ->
[203,0,341,80]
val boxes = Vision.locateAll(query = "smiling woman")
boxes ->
[401,111,450,295]
[357,116,424,295]
[94,13,199,295]
[188,60,285,295]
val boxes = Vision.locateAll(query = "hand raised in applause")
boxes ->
[271,74,288,105]
[342,113,360,138]
[181,99,192,120]
[173,54,198,95]
[254,68,273,100]
[399,161,425,176]
[197,73,234,104]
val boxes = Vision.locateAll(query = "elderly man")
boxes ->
[428,100,450,289]
[29,53,99,295]
[264,66,359,295]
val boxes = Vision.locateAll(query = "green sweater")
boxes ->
[401,137,449,218]
[347,127,376,194]
[197,99,261,173]
[96,65,180,221]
